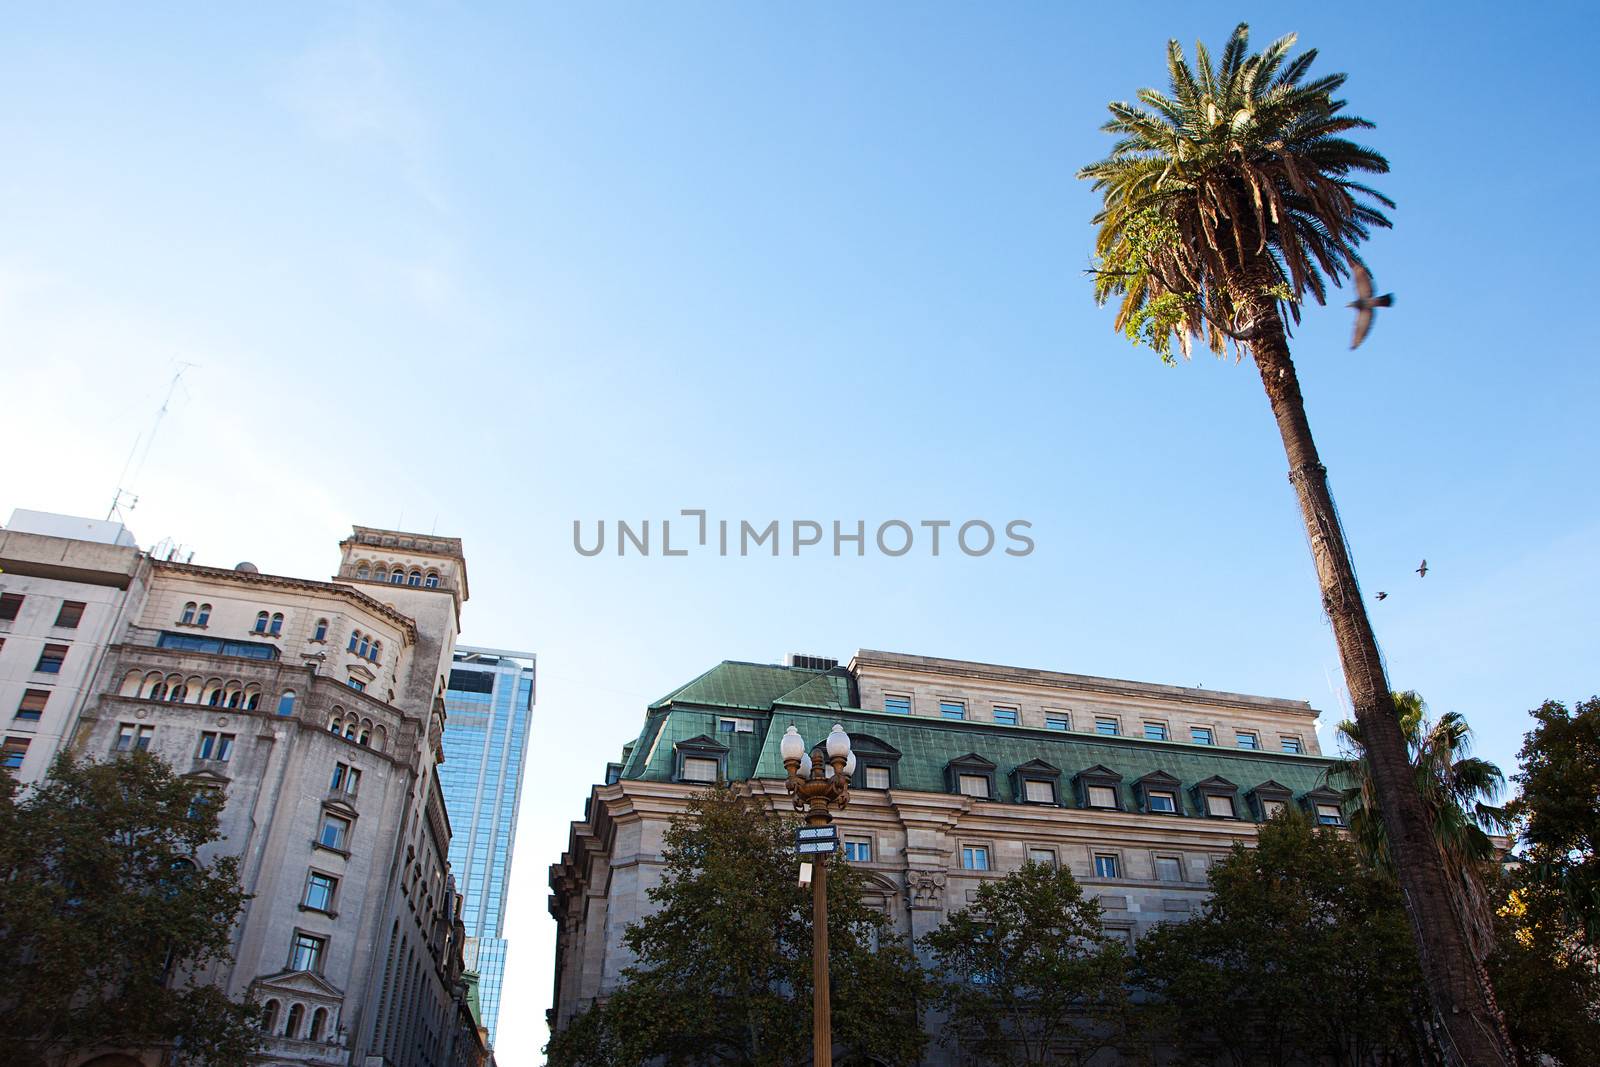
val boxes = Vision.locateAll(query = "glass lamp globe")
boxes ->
[825,723,851,759]
[780,725,806,764]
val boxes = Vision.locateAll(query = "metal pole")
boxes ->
[812,847,831,1067]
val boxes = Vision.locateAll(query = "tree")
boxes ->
[545,787,925,1067]
[1487,873,1600,1065]
[1506,696,1600,949]
[1135,814,1424,1066]
[1078,23,1514,1063]
[1329,691,1513,958]
[0,752,259,1067]
[922,860,1133,1066]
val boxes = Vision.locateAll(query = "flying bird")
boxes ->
[1416,559,1428,578]
[1375,591,1388,601]
[1348,263,1394,349]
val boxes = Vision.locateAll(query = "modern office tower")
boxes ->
[70,524,489,1067]
[549,649,1341,1064]
[0,509,149,784]
[440,646,536,1047]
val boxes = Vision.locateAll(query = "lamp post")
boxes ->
[781,724,855,1067]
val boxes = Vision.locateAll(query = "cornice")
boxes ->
[151,561,419,639]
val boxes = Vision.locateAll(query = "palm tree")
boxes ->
[1330,691,1514,960]
[1079,25,1516,1066]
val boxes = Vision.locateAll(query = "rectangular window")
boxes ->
[1147,790,1177,813]
[1027,848,1056,868]
[16,689,49,722]
[957,774,990,799]
[1316,803,1345,826]
[0,593,24,621]
[717,716,755,733]
[992,706,1018,726]
[1093,853,1120,879]
[1263,799,1288,818]
[289,931,326,972]
[883,695,911,715]
[1235,731,1259,750]
[1143,721,1168,741]
[1086,784,1118,809]
[1280,736,1303,754]
[843,838,872,862]
[304,871,338,912]
[347,679,366,692]
[35,644,68,674]
[1206,794,1237,818]
[940,700,966,721]
[1023,779,1055,804]
[1094,717,1119,736]
[198,732,218,759]
[1155,855,1184,882]
[114,723,154,752]
[1045,712,1070,732]
[54,601,86,628]
[961,845,990,871]
[863,766,891,790]
[331,762,350,791]
[1,736,28,770]
[1190,726,1214,745]
[319,813,351,850]
[681,756,719,783]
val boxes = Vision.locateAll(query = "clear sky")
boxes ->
[3,3,1597,1062]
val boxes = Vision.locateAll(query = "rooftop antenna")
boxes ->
[108,362,197,521]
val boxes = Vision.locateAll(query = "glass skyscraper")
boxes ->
[440,645,536,1048]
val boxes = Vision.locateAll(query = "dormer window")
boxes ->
[1195,775,1241,819]
[1135,770,1184,815]
[1302,786,1346,826]
[850,734,901,791]
[945,754,997,801]
[1248,780,1295,821]
[1074,765,1124,810]
[1011,759,1062,806]
[672,735,730,785]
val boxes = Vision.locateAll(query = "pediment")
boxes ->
[1136,769,1182,788]
[1303,785,1344,803]
[183,769,232,787]
[849,733,901,758]
[346,662,376,682]
[252,969,346,1001]
[947,752,996,770]
[675,734,729,753]
[1249,779,1294,799]
[1075,763,1123,783]
[1194,775,1239,793]
[1014,758,1061,777]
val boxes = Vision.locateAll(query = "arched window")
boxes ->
[261,999,280,1033]
[227,687,244,709]
[390,568,405,584]
[309,1007,327,1041]
[329,717,342,733]
[196,603,211,625]
[244,687,261,711]
[276,690,296,717]
[355,563,370,579]
[180,602,197,625]
[371,640,382,663]
[269,613,284,636]
[348,631,360,652]
[358,730,370,747]
[285,1002,304,1038]
[424,571,439,588]
[147,680,167,701]
[209,689,225,707]
[168,684,188,703]
[254,611,269,634]
[313,619,328,642]
[357,635,370,659]
[345,724,358,740]
[407,570,422,586]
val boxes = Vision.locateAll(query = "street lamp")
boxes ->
[782,724,852,1067]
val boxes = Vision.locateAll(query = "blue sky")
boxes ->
[3,3,1597,1061]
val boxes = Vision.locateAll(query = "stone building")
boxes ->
[66,524,484,1067]
[0,510,149,784]
[548,649,1346,1059]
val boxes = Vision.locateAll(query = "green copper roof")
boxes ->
[623,661,1336,815]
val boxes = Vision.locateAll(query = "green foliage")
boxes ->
[1134,814,1424,1066]
[0,752,260,1066]
[922,861,1133,1066]
[1079,23,1392,359]
[1507,696,1600,949]
[1487,873,1600,1064]
[545,787,925,1067]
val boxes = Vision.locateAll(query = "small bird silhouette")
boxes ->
[1375,591,1388,601]
[1416,559,1428,578]
[1348,263,1394,349]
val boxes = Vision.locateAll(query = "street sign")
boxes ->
[795,826,838,855]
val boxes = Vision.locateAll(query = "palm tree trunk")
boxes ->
[1243,302,1517,1067]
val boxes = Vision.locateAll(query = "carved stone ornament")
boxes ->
[906,868,948,910]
